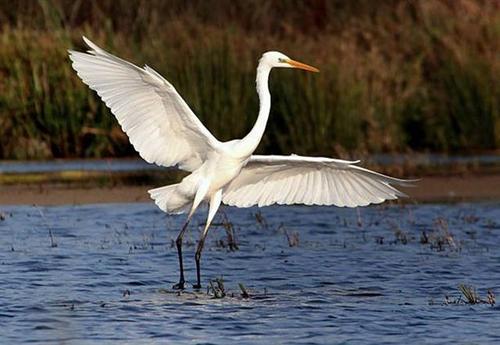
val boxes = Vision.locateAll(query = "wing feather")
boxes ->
[351,174,381,205]
[223,154,415,208]
[349,174,372,206]
[337,171,354,207]
[345,173,369,206]
[327,171,343,207]
[69,36,219,171]
[341,173,358,206]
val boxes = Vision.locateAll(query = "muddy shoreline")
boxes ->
[1,173,499,206]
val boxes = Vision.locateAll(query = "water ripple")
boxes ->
[0,202,499,344]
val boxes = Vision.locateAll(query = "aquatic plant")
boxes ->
[458,284,480,304]
[238,283,250,299]
[220,211,239,251]
[208,277,226,299]
[442,284,496,306]
[430,218,457,251]
[390,222,410,245]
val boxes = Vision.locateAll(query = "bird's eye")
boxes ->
[278,58,286,63]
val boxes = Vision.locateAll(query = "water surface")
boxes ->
[2,153,499,173]
[1,202,499,344]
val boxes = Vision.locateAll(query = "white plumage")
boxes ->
[69,38,414,289]
[223,155,411,208]
[69,37,218,172]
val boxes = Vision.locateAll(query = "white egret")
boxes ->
[69,37,413,289]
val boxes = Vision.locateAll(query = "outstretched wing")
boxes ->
[68,36,219,171]
[223,154,415,208]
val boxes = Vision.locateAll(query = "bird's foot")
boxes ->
[192,283,202,290]
[172,281,185,290]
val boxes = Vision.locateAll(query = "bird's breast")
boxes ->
[207,156,245,193]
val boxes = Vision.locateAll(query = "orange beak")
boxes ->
[286,59,319,72]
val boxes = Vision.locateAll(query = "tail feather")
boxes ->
[148,184,191,214]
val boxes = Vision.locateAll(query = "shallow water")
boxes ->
[2,153,499,173]
[0,158,159,174]
[1,202,499,344]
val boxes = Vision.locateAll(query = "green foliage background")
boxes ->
[0,0,498,159]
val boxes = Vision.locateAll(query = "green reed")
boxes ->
[0,0,498,159]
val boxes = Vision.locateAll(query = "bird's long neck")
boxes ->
[239,62,271,156]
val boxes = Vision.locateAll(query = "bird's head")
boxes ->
[260,51,319,72]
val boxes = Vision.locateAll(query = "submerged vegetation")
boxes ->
[0,0,498,159]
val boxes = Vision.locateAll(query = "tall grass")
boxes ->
[0,0,498,159]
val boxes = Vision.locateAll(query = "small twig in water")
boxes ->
[420,231,429,244]
[208,277,226,299]
[390,222,408,245]
[254,211,268,230]
[284,229,300,247]
[487,289,496,306]
[221,211,238,251]
[239,283,250,298]
[356,208,363,227]
[432,218,456,251]
[36,206,57,248]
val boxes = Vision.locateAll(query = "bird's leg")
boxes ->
[172,181,210,290]
[193,229,208,290]
[172,219,190,290]
[193,189,222,289]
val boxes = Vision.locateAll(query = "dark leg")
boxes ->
[172,220,190,290]
[193,233,208,289]
[192,189,222,290]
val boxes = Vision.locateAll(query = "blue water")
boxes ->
[1,202,499,344]
[0,158,160,173]
[1,153,499,173]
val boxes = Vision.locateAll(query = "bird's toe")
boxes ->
[172,281,185,290]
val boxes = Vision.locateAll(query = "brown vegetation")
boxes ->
[0,0,498,159]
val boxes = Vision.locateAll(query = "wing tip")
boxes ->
[67,49,76,59]
[401,178,421,187]
[68,36,103,58]
[395,189,409,198]
[82,35,92,48]
[81,35,104,55]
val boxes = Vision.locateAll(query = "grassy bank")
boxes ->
[0,0,499,159]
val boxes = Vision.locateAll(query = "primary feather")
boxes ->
[68,36,219,172]
[223,154,413,208]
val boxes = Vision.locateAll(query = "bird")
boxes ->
[69,37,414,290]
